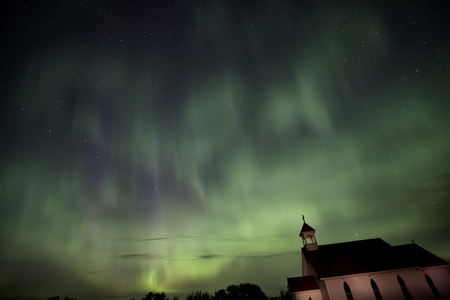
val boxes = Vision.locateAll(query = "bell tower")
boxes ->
[299,215,318,251]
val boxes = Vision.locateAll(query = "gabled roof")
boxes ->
[299,222,315,237]
[303,238,449,279]
[287,275,320,293]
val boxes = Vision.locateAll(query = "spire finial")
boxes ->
[302,215,305,224]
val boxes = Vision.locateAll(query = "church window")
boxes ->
[370,279,383,300]
[397,275,412,300]
[343,282,353,300]
[425,274,441,298]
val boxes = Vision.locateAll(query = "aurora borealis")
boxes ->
[1,1,449,299]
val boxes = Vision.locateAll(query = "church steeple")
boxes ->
[299,215,318,251]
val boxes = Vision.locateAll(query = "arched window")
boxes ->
[344,282,354,300]
[397,275,412,300]
[425,273,441,298]
[370,279,383,300]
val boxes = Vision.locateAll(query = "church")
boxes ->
[287,217,450,300]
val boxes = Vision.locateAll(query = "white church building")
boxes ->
[287,217,450,300]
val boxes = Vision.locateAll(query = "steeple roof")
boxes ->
[299,215,315,237]
[300,222,315,233]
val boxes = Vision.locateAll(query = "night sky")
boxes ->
[1,1,450,299]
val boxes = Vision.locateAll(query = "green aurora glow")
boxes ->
[1,1,449,299]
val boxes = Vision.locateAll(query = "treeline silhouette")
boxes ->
[49,282,291,300]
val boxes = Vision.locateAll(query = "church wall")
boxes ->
[292,289,323,300]
[369,271,409,300]
[322,268,443,300]
[397,268,435,299]
[301,251,312,277]
[317,280,330,300]
[422,266,450,299]
[324,276,376,300]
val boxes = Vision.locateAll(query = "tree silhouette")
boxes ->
[186,290,213,300]
[143,292,168,300]
[213,289,227,300]
[212,283,268,300]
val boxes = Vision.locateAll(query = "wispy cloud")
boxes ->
[120,251,298,262]
[115,235,207,243]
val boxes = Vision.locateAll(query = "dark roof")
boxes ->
[392,243,449,268]
[287,275,320,292]
[299,222,315,236]
[303,238,449,279]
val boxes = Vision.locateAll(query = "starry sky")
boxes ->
[1,1,449,299]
